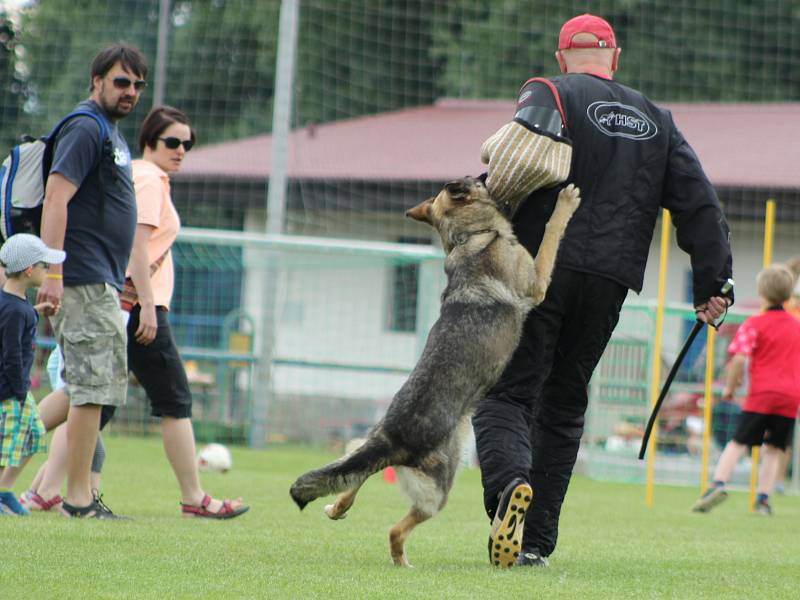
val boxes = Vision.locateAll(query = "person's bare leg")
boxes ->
[757,444,782,495]
[6,392,68,496]
[91,471,102,492]
[36,424,68,501]
[65,404,101,507]
[774,447,791,490]
[713,440,747,483]
[28,461,48,493]
[0,456,31,488]
[161,416,240,512]
[37,389,70,431]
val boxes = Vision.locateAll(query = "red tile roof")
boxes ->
[180,99,800,189]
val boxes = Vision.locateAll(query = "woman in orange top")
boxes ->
[127,106,247,518]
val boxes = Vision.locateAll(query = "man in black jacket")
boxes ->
[475,14,733,568]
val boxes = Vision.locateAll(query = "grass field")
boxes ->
[2,436,799,599]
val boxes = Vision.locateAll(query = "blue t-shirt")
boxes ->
[0,290,37,401]
[49,100,136,290]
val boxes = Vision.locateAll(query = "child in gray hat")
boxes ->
[0,233,65,515]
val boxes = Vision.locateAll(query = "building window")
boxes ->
[388,236,429,332]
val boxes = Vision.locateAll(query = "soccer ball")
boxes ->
[197,443,233,473]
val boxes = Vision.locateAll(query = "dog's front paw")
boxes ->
[324,503,347,520]
[557,183,581,214]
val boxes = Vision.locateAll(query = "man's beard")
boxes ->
[98,85,136,120]
[103,97,135,120]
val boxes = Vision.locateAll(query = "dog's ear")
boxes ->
[444,179,471,201]
[406,197,433,224]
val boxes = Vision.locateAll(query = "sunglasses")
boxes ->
[159,137,194,151]
[112,76,147,91]
[35,262,50,268]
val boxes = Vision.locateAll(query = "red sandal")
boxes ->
[180,494,249,519]
[20,491,63,512]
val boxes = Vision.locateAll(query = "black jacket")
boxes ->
[511,73,733,306]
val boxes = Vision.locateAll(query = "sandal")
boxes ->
[21,491,63,512]
[181,494,249,520]
[61,498,129,520]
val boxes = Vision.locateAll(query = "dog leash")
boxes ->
[638,278,734,460]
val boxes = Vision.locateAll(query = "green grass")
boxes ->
[2,437,799,599]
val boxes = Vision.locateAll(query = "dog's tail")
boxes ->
[289,431,395,510]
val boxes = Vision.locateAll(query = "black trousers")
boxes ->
[472,267,627,557]
[127,305,193,419]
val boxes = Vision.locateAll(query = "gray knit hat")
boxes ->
[0,233,65,273]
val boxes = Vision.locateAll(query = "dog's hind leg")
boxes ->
[324,483,363,520]
[390,438,463,567]
[290,431,394,510]
[529,183,581,304]
[389,507,430,568]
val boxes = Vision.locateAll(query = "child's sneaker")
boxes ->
[0,490,30,516]
[691,485,727,513]
[754,499,772,516]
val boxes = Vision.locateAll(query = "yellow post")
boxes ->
[763,199,775,266]
[749,199,776,510]
[700,326,716,494]
[646,209,670,507]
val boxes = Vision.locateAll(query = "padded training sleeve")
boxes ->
[514,79,568,140]
[480,78,572,215]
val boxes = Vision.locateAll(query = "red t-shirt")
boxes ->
[728,308,800,418]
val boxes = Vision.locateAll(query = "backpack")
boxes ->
[0,110,112,242]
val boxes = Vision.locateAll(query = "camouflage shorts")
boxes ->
[50,283,128,407]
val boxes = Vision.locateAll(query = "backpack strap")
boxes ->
[43,110,114,224]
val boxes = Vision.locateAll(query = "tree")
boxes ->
[19,0,159,142]
[429,0,800,103]
[0,10,29,150]
[164,0,281,143]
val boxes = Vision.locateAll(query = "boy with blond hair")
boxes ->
[692,264,800,515]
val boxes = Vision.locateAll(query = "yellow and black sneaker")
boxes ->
[488,478,532,568]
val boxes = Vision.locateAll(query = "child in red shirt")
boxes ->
[692,264,800,515]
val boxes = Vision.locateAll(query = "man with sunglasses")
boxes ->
[37,43,148,519]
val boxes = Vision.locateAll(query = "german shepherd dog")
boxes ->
[290,177,580,566]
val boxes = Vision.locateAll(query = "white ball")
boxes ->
[197,443,233,473]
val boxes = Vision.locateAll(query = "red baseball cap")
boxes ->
[558,14,617,49]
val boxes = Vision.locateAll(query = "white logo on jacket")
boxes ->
[586,101,658,140]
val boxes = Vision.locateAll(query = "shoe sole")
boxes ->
[489,482,532,568]
[754,504,772,516]
[181,505,250,520]
[692,488,727,513]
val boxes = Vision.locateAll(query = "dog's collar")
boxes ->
[453,228,497,246]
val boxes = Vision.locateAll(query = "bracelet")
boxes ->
[46,274,63,280]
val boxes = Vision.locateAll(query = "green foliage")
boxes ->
[430,0,800,102]
[0,10,33,150]
[18,0,159,142]
[1,0,798,152]
[295,0,442,124]
[3,437,800,598]
[166,0,281,143]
